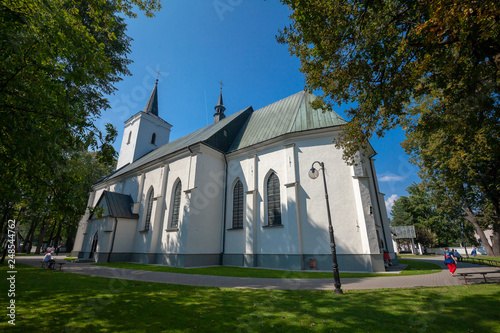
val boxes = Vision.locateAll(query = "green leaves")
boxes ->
[0,0,159,246]
[278,0,499,154]
[279,0,500,252]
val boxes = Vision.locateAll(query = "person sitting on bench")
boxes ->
[453,249,462,262]
[43,251,56,269]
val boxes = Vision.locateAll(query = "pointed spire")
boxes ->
[213,81,226,123]
[217,87,224,107]
[144,79,159,116]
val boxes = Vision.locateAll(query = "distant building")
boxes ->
[72,82,394,272]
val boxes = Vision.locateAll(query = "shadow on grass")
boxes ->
[94,259,441,279]
[2,264,499,332]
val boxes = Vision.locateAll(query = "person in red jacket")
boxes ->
[444,247,457,276]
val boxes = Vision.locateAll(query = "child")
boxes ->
[444,247,457,276]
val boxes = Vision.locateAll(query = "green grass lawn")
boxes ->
[95,259,441,278]
[2,263,499,332]
[397,254,426,258]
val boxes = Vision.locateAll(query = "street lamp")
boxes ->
[309,161,343,294]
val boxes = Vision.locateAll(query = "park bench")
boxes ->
[41,260,53,269]
[41,261,65,271]
[459,271,499,285]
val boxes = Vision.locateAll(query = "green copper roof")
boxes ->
[99,91,347,184]
[228,91,346,152]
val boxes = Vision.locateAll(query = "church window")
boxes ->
[144,188,154,231]
[151,132,156,145]
[266,172,281,226]
[127,131,132,144]
[171,181,182,228]
[232,180,244,229]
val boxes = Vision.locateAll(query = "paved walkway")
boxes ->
[18,255,500,290]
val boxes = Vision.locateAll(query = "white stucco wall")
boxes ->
[132,167,163,254]
[81,217,113,256]
[296,136,364,255]
[224,132,365,257]
[184,147,225,254]
[117,112,172,169]
[158,154,192,254]
[224,130,384,259]
[112,218,138,253]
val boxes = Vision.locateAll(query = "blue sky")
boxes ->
[98,0,420,216]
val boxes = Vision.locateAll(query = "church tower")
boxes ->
[116,80,172,169]
[213,84,226,123]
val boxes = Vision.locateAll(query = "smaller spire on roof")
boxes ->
[143,79,159,116]
[213,81,226,123]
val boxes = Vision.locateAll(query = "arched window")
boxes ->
[232,180,244,229]
[144,188,154,231]
[171,181,182,228]
[127,131,132,144]
[267,172,281,226]
[151,132,156,145]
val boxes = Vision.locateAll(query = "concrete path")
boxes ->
[18,255,500,291]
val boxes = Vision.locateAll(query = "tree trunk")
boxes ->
[20,218,40,253]
[64,218,77,252]
[462,207,496,256]
[46,219,57,246]
[35,219,48,254]
[53,219,63,247]
[491,230,500,257]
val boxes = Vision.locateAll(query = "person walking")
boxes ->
[444,247,457,276]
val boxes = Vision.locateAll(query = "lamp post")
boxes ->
[309,161,343,294]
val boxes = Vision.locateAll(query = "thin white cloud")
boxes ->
[385,194,399,213]
[379,174,406,182]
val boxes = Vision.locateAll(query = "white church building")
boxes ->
[71,81,395,272]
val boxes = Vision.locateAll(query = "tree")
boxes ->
[392,178,496,254]
[278,0,499,155]
[391,182,466,248]
[49,150,116,250]
[0,0,159,200]
[0,0,159,258]
[403,95,500,255]
[278,0,500,253]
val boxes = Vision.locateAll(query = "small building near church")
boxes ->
[71,81,395,272]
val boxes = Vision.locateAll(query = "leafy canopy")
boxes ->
[0,0,159,201]
[278,0,500,249]
[0,0,159,244]
[278,0,499,158]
